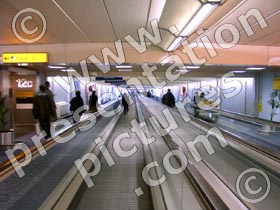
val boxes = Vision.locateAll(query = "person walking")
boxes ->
[147,90,151,98]
[89,90,98,113]
[32,84,54,139]
[45,81,57,121]
[70,91,84,123]
[162,89,175,108]
[193,91,200,117]
[122,93,129,115]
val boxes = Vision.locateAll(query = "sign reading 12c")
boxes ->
[16,78,33,88]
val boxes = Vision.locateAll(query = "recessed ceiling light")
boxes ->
[246,67,265,70]
[48,65,66,69]
[233,70,246,73]
[167,37,183,51]
[175,69,189,72]
[17,63,28,66]
[116,65,133,69]
[118,69,133,72]
[182,65,200,69]
[180,3,218,37]
[61,69,76,72]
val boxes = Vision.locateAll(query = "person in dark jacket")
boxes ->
[89,90,98,113]
[33,85,54,138]
[162,89,175,108]
[147,90,151,98]
[45,81,57,121]
[121,93,129,115]
[70,91,84,123]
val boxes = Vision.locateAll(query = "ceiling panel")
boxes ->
[0,1,18,28]
[159,0,201,31]
[239,11,280,46]
[56,0,116,42]
[0,0,279,50]
[147,0,166,29]
[245,30,280,46]
[0,24,22,44]
[104,0,150,39]
[6,0,90,43]
[157,0,201,50]
[194,0,280,47]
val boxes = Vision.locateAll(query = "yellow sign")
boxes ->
[273,77,280,90]
[2,52,48,63]
[16,92,34,98]
[258,102,263,113]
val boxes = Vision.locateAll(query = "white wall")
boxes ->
[258,72,280,122]
[187,82,200,101]
[48,77,72,104]
[220,77,255,116]
[185,78,256,116]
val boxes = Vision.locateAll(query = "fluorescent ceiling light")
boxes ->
[118,69,133,72]
[17,63,28,66]
[206,0,222,2]
[182,65,200,69]
[61,69,76,72]
[151,0,166,21]
[176,69,189,73]
[233,70,246,73]
[167,1,221,52]
[167,37,184,51]
[246,67,266,70]
[48,65,66,69]
[116,65,133,69]
[180,3,218,37]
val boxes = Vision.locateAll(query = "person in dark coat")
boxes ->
[89,90,98,113]
[147,90,151,98]
[70,91,84,123]
[162,89,175,108]
[45,81,57,121]
[33,85,54,138]
[122,93,129,115]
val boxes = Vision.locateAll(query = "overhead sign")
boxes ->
[16,78,33,88]
[273,77,280,90]
[96,76,123,81]
[105,80,126,86]
[2,52,48,63]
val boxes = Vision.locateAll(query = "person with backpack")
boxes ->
[89,90,98,113]
[32,85,54,139]
[70,91,84,123]
[122,93,129,115]
[162,89,175,108]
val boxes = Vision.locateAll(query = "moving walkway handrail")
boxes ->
[0,100,120,176]
[190,108,280,171]
[137,96,223,210]
[40,97,218,210]
[155,96,280,161]
[139,98,249,210]
[188,104,280,162]
[148,96,280,162]
[38,101,122,210]
[39,98,161,210]
[189,103,280,128]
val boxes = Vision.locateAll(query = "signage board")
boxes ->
[2,52,48,63]
[273,77,280,90]
[96,76,123,81]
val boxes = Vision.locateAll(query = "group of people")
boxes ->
[32,82,99,139]
[32,83,131,139]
